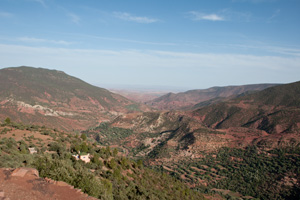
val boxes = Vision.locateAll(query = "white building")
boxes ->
[28,147,37,154]
[72,153,90,163]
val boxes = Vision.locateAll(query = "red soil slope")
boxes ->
[0,168,97,200]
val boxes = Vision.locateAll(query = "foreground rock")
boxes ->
[0,168,98,200]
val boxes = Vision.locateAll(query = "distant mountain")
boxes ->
[0,66,144,130]
[192,81,300,135]
[146,84,279,110]
[109,89,168,103]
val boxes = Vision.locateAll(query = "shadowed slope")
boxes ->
[192,81,300,134]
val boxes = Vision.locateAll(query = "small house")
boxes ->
[28,147,37,154]
[72,153,90,163]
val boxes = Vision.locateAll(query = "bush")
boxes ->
[4,117,11,124]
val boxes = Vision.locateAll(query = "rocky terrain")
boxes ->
[0,167,97,200]
[86,109,300,163]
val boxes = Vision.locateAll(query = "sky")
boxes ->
[0,0,300,91]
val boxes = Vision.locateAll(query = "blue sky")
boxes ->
[0,0,299,90]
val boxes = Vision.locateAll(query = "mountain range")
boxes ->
[90,81,300,162]
[1,66,299,157]
[1,66,299,199]
[192,80,300,134]
[146,84,279,110]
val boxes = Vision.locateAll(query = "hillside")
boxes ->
[0,167,98,200]
[192,81,300,135]
[82,81,300,164]
[85,105,300,161]
[0,120,205,200]
[83,110,300,199]
[0,66,145,131]
[80,81,300,199]
[146,84,278,110]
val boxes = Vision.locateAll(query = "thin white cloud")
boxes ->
[263,46,300,57]
[0,43,299,71]
[188,10,252,22]
[0,44,299,88]
[203,14,224,21]
[267,9,280,22]
[77,34,176,46]
[224,43,300,57]
[113,12,159,23]
[188,11,225,21]
[150,50,300,71]
[18,37,72,45]
[67,13,81,24]
[220,9,253,22]
[0,11,13,18]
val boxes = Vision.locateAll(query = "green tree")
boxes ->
[113,148,118,157]
[81,133,87,141]
[74,144,81,153]
[120,157,130,169]
[105,146,111,157]
[108,158,117,169]
[92,153,100,165]
[137,159,143,169]
[81,142,89,153]
[4,117,11,124]
[19,144,28,154]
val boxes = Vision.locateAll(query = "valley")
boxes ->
[0,66,299,199]
[109,89,168,103]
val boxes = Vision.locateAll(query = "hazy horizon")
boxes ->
[0,65,292,93]
[99,80,285,92]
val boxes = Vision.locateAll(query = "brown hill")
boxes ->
[0,66,145,131]
[146,84,278,110]
[192,80,300,135]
